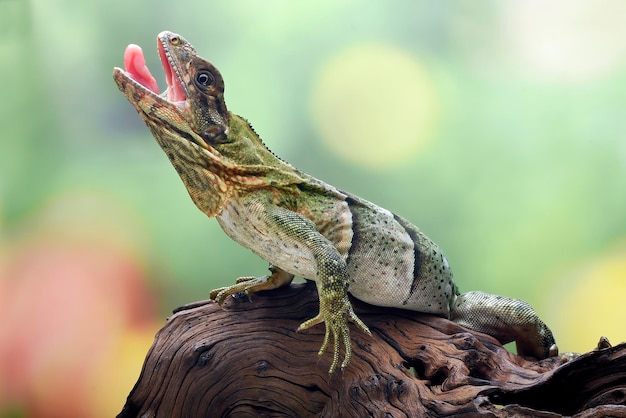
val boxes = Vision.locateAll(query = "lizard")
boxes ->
[113,31,558,374]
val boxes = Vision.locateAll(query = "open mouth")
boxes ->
[121,39,187,108]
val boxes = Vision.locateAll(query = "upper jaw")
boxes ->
[157,31,188,107]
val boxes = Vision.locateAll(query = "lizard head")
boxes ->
[113,31,230,151]
[113,31,300,216]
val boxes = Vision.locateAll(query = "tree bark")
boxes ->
[117,282,626,418]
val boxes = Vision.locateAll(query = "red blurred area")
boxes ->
[0,226,159,417]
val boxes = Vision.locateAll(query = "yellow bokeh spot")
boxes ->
[547,244,626,354]
[310,43,439,168]
[91,326,161,417]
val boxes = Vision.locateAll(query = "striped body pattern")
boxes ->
[217,185,457,317]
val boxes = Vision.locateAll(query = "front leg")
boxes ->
[267,207,371,373]
[214,202,370,373]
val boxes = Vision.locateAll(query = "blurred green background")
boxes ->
[1,1,626,416]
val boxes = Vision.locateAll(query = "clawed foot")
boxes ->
[210,267,295,306]
[209,276,266,305]
[297,294,371,374]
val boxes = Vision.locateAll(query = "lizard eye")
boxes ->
[195,70,215,90]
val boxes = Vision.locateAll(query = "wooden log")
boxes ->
[117,282,626,417]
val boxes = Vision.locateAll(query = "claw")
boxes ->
[209,269,294,307]
[208,286,231,306]
[209,276,264,305]
[297,296,370,374]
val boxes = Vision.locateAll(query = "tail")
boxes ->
[450,291,558,359]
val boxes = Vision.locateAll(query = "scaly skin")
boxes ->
[113,31,558,374]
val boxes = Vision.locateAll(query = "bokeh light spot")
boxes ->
[310,43,439,168]
[501,0,626,82]
[547,244,626,354]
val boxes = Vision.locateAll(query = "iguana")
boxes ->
[113,31,558,374]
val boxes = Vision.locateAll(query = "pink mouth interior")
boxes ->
[123,42,187,103]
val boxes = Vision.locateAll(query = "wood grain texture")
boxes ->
[117,282,626,418]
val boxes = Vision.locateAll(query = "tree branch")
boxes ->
[117,282,626,417]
